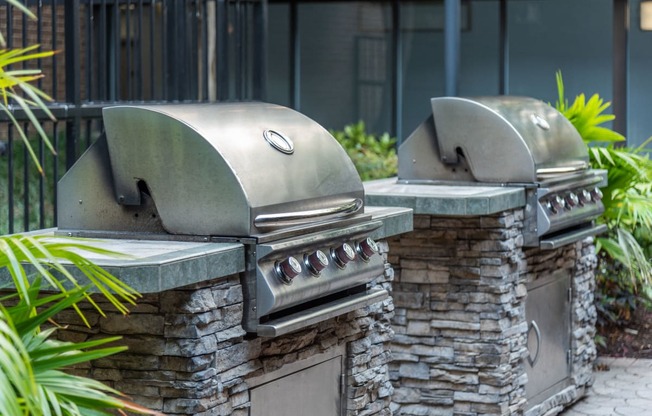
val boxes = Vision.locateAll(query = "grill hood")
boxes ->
[398,96,589,184]
[58,103,364,237]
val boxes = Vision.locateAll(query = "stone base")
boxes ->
[53,243,396,416]
[386,212,597,416]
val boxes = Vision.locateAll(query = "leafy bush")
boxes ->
[554,71,652,325]
[330,121,398,181]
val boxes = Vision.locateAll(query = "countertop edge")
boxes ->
[0,231,246,294]
[364,178,526,216]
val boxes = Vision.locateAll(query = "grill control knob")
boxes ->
[565,192,579,209]
[591,187,603,202]
[356,237,379,261]
[546,201,558,214]
[332,243,356,268]
[578,189,592,205]
[549,195,564,214]
[304,250,329,276]
[275,256,302,284]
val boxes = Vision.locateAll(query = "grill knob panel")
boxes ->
[304,250,329,276]
[356,237,379,261]
[275,256,302,284]
[332,243,356,268]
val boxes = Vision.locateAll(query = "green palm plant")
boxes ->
[0,235,166,415]
[0,1,160,414]
[0,1,57,175]
[554,71,652,323]
[0,279,161,415]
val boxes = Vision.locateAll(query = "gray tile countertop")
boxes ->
[364,177,526,216]
[364,206,414,239]
[0,231,245,294]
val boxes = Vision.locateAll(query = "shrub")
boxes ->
[554,71,652,325]
[330,121,398,181]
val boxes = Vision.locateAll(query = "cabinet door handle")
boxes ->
[527,320,541,367]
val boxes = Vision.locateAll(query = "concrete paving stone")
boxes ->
[606,377,650,391]
[559,409,591,416]
[614,406,652,416]
[622,367,652,377]
[565,403,620,415]
[591,384,640,399]
[580,394,624,405]
[625,398,652,408]
[636,388,652,400]
[558,358,652,416]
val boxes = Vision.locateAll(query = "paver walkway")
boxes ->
[560,357,652,416]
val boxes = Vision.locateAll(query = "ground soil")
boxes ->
[597,307,652,358]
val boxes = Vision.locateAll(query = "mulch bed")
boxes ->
[597,307,652,359]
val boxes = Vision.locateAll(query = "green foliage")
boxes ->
[330,121,398,181]
[0,235,165,415]
[0,234,140,317]
[554,71,652,325]
[0,280,161,416]
[0,3,158,414]
[554,71,625,145]
[0,44,57,175]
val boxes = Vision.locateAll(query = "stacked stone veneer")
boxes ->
[385,210,598,416]
[54,242,396,416]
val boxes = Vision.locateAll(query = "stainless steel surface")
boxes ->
[246,221,384,325]
[539,224,608,250]
[256,287,388,337]
[60,102,363,237]
[58,135,166,234]
[535,172,606,239]
[254,198,363,229]
[249,354,342,416]
[525,270,572,409]
[398,96,588,183]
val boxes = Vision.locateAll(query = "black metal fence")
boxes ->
[0,0,266,234]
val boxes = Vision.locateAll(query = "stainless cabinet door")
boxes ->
[250,356,342,416]
[525,269,572,408]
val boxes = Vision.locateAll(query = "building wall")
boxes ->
[268,0,652,146]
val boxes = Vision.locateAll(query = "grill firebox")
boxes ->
[57,102,389,337]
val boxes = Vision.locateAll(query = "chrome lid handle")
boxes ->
[254,199,363,229]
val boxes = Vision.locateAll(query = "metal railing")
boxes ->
[1,0,266,234]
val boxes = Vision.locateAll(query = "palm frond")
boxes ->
[3,0,36,20]
[0,43,57,174]
[0,234,141,320]
[553,70,625,145]
[597,229,652,287]
[0,282,162,415]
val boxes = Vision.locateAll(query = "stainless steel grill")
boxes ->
[57,102,388,337]
[398,96,607,248]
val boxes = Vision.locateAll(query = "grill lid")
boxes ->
[398,96,589,184]
[58,102,364,237]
